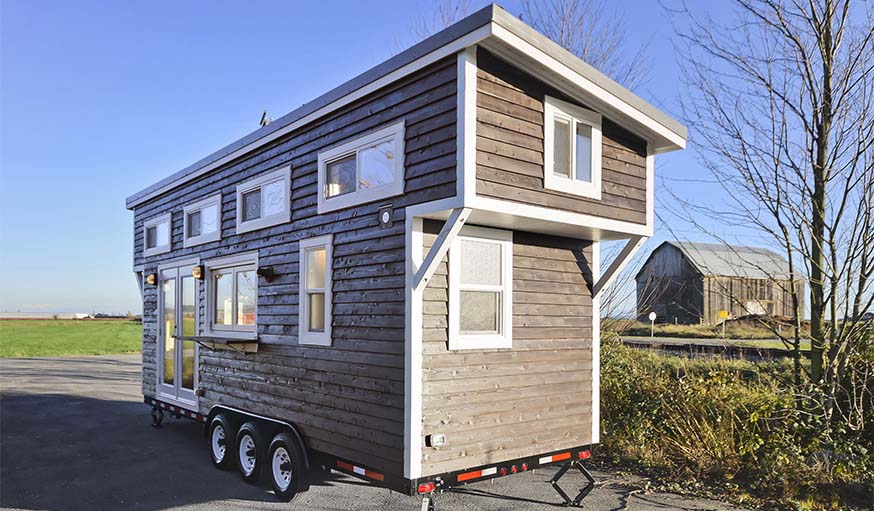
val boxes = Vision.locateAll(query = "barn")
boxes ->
[635,241,804,325]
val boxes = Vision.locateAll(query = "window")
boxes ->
[205,253,258,339]
[448,226,513,350]
[317,121,405,214]
[543,95,602,199]
[183,194,222,247]
[143,213,171,257]
[298,235,332,346]
[235,166,291,234]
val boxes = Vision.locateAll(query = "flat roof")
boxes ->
[127,3,686,209]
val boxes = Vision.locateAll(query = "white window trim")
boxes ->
[203,251,259,340]
[448,225,513,350]
[143,212,172,257]
[543,95,602,200]
[298,235,333,346]
[183,193,223,247]
[235,166,291,235]
[317,121,406,214]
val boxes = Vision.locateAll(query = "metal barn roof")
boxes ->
[668,241,792,279]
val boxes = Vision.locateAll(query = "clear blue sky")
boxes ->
[0,0,728,315]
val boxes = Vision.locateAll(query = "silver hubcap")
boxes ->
[211,425,225,462]
[272,447,293,492]
[239,434,256,475]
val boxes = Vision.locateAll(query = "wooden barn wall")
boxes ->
[133,56,458,475]
[420,219,594,476]
[474,49,648,224]
[635,244,703,324]
[703,277,805,325]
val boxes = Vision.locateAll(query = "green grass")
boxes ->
[0,319,142,358]
[617,319,809,340]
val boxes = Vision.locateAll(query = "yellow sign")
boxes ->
[717,310,729,319]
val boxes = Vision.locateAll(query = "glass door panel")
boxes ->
[180,276,196,392]
[162,278,176,386]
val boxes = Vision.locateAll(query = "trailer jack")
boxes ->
[550,460,595,507]
[420,492,437,511]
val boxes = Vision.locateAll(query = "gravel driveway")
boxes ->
[0,355,746,510]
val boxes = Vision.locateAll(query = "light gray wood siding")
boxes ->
[475,49,648,224]
[421,220,595,475]
[133,57,458,476]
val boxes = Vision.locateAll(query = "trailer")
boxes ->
[125,4,686,507]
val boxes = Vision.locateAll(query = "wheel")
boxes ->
[267,432,306,501]
[236,421,266,484]
[208,413,234,470]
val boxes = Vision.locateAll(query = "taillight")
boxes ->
[578,450,591,460]
[418,482,436,494]
[499,467,507,476]
[521,462,529,471]
[510,465,518,474]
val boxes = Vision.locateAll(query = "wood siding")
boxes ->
[637,244,805,325]
[421,219,594,475]
[474,49,648,224]
[133,57,458,476]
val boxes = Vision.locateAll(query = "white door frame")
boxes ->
[157,263,199,408]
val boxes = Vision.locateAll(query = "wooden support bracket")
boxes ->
[592,235,646,299]
[413,208,471,291]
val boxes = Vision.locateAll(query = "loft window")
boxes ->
[205,253,258,339]
[448,226,513,350]
[298,235,333,346]
[143,213,171,257]
[543,95,602,199]
[183,194,222,247]
[317,121,405,214]
[235,166,291,234]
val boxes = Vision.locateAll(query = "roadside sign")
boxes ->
[648,312,656,321]
[648,312,656,338]
[717,310,729,319]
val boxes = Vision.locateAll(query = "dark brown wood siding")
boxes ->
[133,57,458,476]
[421,220,594,475]
[475,49,648,224]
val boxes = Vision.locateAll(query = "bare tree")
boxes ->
[668,0,874,432]
[520,0,650,90]
[411,0,476,41]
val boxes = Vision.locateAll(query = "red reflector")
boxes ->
[553,452,572,462]
[578,450,591,460]
[499,467,507,476]
[418,482,436,494]
[511,465,518,474]
[521,463,529,471]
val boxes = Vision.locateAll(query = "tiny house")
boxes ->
[126,4,685,504]
[636,241,804,325]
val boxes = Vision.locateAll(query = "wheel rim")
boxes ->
[239,434,256,475]
[272,446,293,492]
[211,424,226,462]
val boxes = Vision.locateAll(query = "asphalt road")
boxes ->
[0,355,746,511]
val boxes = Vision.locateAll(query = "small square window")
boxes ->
[205,253,258,339]
[317,121,405,214]
[183,194,222,247]
[544,96,602,199]
[143,213,171,257]
[236,167,291,234]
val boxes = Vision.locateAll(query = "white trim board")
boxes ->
[456,46,478,203]
[591,241,601,444]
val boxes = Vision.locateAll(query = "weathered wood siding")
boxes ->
[475,49,648,224]
[133,57,458,475]
[635,243,703,324]
[703,276,804,325]
[421,220,594,475]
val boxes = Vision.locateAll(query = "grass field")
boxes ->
[0,319,141,358]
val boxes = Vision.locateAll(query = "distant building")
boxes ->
[0,312,92,320]
[635,241,805,325]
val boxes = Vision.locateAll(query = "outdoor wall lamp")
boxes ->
[145,273,157,285]
[256,266,275,281]
[192,265,204,279]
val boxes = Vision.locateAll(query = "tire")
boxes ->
[235,421,266,484]
[208,413,234,470]
[267,432,306,501]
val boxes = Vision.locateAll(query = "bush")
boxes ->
[599,333,873,509]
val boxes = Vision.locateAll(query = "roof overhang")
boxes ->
[126,4,687,210]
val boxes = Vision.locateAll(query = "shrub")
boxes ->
[598,333,873,509]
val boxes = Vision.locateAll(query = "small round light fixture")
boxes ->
[192,265,204,279]
[145,273,157,285]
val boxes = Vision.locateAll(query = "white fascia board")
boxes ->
[591,241,601,444]
[485,24,686,153]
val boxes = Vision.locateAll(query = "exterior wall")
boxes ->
[420,219,594,476]
[133,56,458,475]
[703,277,805,325]
[635,243,703,324]
[474,49,648,224]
